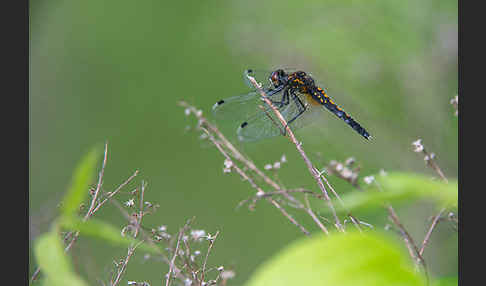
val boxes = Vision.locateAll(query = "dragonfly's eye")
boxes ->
[270,72,279,86]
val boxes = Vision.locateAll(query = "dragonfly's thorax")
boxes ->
[286,71,316,94]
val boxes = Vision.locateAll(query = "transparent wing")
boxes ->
[211,91,274,141]
[212,91,266,122]
[243,69,273,90]
[235,100,283,142]
[236,91,323,142]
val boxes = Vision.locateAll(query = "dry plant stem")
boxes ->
[387,205,429,282]
[64,169,140,252]
[134,180,146,238]
[416,143,449,261]
[86,142,109,218]
[268,199,310,235]
[91,170,140,214]
[347,214,363,233]
[201,231,220,284]
[178,101,281,192]
[261,189,319,197]
[304,194,329,234]
[110,200,189,283]
[246,75,344,232]
[419,208,446,257]
[421,147,448,183]
[165,229,184,286]
[31,144,138,283]
[319,171,362,232]
[112,240,144,286]
[201,124,311,236]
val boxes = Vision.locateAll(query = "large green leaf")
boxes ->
[59,216,161,254]
[34,230,89,286]
[244,231,426,286]
[328,172,457,213]
[60,146,101,217]
[432,276,458,286]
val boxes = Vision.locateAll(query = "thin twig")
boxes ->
[268,199,310,235]
[304,194,329,234]
[110,200,190,283]
[85,142,109,219]
[165,229,184,286]
[112,240,144,286]
[419,208,445,257]
[91,170,140,214]
[201,231,220,284]
[387,205,429,283]
[179,101,282,191]
[134,180,147,238]
[31,143,120,283]
[201,123,311,236]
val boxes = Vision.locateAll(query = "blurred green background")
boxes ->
[30,0,457,285]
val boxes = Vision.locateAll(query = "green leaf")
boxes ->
[432,277,458,286]
[34,230,89,286]
[244,231,426,286]
[60,146,101,217]
[329,172,457,213]
[59,216,161,254]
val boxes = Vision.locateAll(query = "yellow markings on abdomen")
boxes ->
[305,93,322,106]
[316,88,343,111]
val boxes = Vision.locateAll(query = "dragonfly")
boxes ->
[212,69,372,142]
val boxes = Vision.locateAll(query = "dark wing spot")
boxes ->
[212,100,225,111]
[247,69,253,73]
[240,122,248,128]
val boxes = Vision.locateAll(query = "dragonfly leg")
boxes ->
[268,87,289,108]
[265,85,285,97]
[281,91,307,136]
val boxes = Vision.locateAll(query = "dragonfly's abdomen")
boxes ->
[309,86,371,140]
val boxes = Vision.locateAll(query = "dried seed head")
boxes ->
[206,233,215,242]
[190,230,206,241]
[221,270,236,279]
[224,159,233,169]
[379,169,387,176]
[125,198,135,207]
[412,139,424,153]
[223,159,233,173]
[335,163,344,172]
[345,157,355,166]
[340,167,353,179]
[363,175,375,185]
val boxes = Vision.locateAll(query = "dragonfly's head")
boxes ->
[270,69,288,88]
